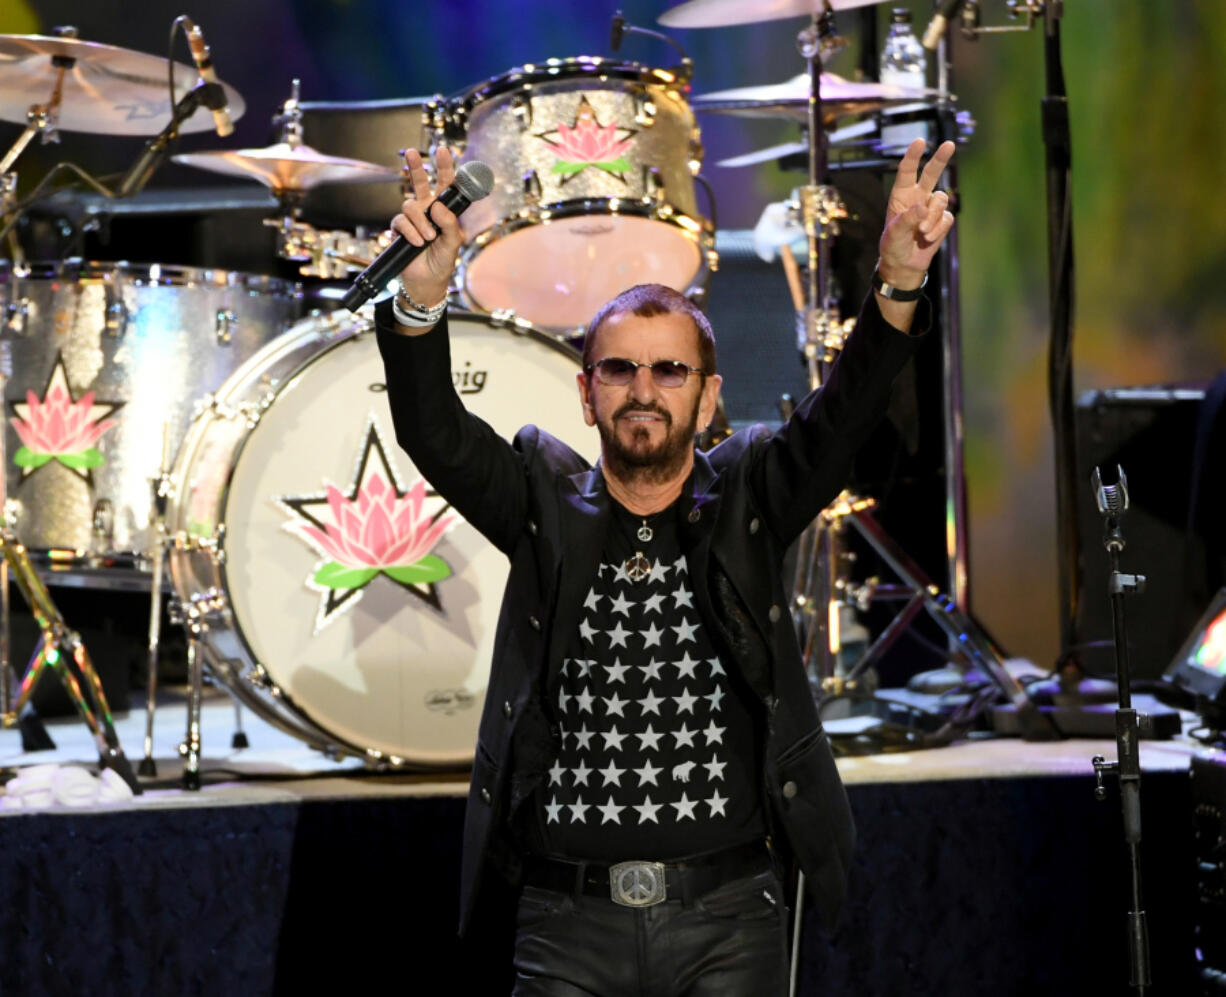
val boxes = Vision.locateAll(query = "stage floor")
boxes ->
[0,683,1203,811]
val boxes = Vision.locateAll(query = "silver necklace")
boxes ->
[624,516,657,582]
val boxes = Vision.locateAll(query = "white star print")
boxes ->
[579,618,597,642]
[607,621,631,647]
[672,583,694,609]
[706,687,725,711]
[647,559,669,584]
[558,688,571,712]
[635,796,662,824]
[572,760,592,786]
[639,690,664,716]
[546,796,563,823]
[703,721,726,746]
[602,692,628,717]
[673,688,698,714]
[568,797,590,823]
[673,724,697,749]
[672,793,698,821]
[703,755,726,781]
[674,652,701,679]
[612,562,632,584]
[635,760,662,786]
[574,724,595,750]
[609,591,633,616]
[707,657,725,677]
[602,726,626,751]
[599,761,625,786]
[605,658,630,684]
[640,658,665,681]
[672,554,688,574]
[574,659,594,678]
[706,791,728,817]
[575,688,594,713]
[672,618,698,644]
[642,592,666,615]
[637,724,664,751]
[598,796,625,825]
[549,760,566,786]
[584,589,601,612]
[641,622,664,647]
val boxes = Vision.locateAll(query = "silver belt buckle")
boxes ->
[609,860,668,908]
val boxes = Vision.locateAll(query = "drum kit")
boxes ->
[0,0,1026,792]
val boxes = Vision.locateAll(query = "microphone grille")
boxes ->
[454,160,495,201]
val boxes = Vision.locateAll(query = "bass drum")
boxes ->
[167,308,596,767]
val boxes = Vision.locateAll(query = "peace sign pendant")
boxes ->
[625,552,651,583]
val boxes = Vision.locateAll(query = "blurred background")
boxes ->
[2,0,1223,678]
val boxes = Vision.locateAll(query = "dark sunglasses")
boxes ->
[585,357,707,388]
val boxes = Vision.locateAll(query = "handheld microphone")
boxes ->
[922,0,967,50]
[185,24,234,137]
[340,160,495,313]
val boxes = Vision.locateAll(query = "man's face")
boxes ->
[577,310,722,486]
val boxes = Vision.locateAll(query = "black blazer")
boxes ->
[375,294,924,934]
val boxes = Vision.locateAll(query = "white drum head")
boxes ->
[218,315,595,764]
[464,215,702,332]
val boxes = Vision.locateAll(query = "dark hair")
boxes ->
[582,284,716,376]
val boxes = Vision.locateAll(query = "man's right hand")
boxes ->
[391,146,465,309]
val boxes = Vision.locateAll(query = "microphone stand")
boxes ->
[1089,465,1152,993]
[115,80,223,198]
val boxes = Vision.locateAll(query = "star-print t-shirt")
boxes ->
[534,499,766,860]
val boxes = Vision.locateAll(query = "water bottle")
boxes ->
[879,8,929,152]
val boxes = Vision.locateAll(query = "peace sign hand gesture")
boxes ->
[878,138,956,286]
[391,146,466,311]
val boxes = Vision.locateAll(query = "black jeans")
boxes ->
[511,868,789,997]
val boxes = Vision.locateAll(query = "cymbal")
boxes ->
[660,0,884,29]
[172,143,402,192]
[0,33,245,136]
[693,73,935,123]
[713,120,876,167]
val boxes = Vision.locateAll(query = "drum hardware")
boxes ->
[138,423,173,777]
[0,525,142,791]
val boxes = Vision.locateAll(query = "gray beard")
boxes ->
[597,400,700,486]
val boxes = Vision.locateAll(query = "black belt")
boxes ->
[522,839,774,908]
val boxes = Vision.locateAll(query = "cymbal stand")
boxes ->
[784,13,1053,714]
[0,26,74,178]
[0,526,141,792]
[264,79,397,279]
[139,423,174,777]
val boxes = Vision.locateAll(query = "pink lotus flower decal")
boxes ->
[546,96,634,177]
[288,472,456,590]
[11,383,118,471]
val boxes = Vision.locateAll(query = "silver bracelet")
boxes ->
[396,279,448,316]
[393,296,445,328]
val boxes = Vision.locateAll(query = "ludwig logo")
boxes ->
[279,418,457,631]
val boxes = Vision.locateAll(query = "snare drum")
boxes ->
[0,261,301,577]
[167,309,595,766]
[445,57,716,333]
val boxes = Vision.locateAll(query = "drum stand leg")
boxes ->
[0,529,141,791]
[140,425,174,778]
[177,602,207,791]
[231,697,248,750]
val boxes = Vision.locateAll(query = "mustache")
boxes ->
[613,401,671,425]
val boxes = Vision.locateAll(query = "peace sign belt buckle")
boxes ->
[609,860,668,908]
